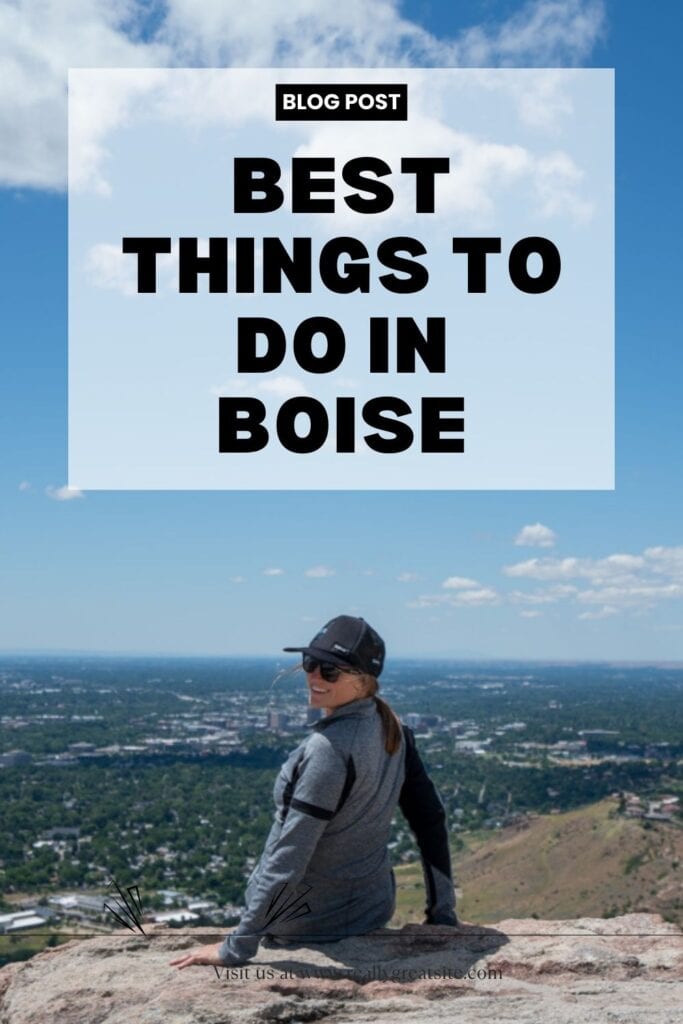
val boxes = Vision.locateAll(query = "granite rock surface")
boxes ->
[1,914,681,1024]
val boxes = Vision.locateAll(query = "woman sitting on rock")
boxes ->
[170,615,457,970]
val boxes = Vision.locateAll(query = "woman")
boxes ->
[170,615,457,971]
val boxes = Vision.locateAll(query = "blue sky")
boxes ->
[1,0,681,660]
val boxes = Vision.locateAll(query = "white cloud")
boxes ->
[304,565,335,578]
[602,554,647,572]
[70,69,171,195]
[87,239,178,294]
[410,573,500,608]
[576,584,683,608]
[533,150,593,223]
[211,377,249,396]
[262,567,284,576]
[289,79,594,230]
[229,575,246,584]
[442,576,479,590]
[510,584,578,605]
[86,242,140,296]
[503,554,646,582]
[452,0,605,66]
[46,484,84,501]
[501,70,576,131]
[159,0,436,68]
[257,376,311,399]
[211,375,310,400]
[408,539,683,619]
[454,587,499,606]
[505,545,683,615]
[643,546,683,581]
[18,480,31,492]
[514,522,557,548]
[409,583,499,608]
[290,113,534,231]
[396,572,419,583]
[160,0,604,69]
[1,1,605,191]
[0,7,169,190]
[578,605,618,621]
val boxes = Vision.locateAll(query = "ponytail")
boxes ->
[358,674,403,755]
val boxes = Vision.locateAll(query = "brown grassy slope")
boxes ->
[391,799,683,928]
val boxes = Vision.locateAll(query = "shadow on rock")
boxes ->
[256,921,509,984]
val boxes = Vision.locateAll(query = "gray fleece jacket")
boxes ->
[217,696,456,964]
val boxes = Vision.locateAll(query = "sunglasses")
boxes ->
[302,655,356,682]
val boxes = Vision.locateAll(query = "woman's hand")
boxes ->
[169,942,227,970]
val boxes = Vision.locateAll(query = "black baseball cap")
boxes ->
[284,615,385,677]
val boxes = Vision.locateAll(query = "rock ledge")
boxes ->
[1,914,681,1023]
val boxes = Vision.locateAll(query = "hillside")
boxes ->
[392,799,683,927]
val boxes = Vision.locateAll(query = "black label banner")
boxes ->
[275,84,408,121]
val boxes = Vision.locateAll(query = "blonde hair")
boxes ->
[356,673,403,755]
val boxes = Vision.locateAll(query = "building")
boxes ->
[45,827,81,840]
[0,749,32,767]
[0,910,51,933]
[157,889,186,906]
[48,893,105,916]
[152,910,200,924]
[268,710,289,730]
